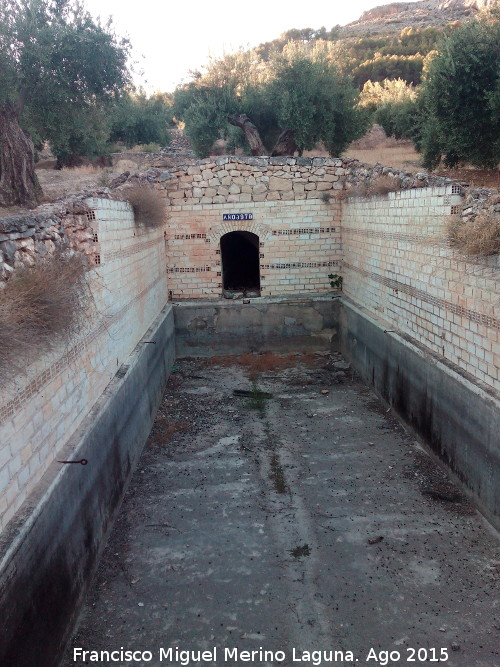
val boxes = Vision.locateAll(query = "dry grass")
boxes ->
[367,174,402,195]
[435,167,500,190]
[0,252,91,382]
[344,174,403,199]
[32,165,121,206]
[447,213,500,257]
[124,184,166,228]
[60,165,107,175]
[344,143,421,171]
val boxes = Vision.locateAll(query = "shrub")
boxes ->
[125,184,166,228]
[367,174,402,195]
[447,213,500,256]
[373,99,421,142]
[0,252,91,382]
[139,143,161,153]
[419,11,500,169]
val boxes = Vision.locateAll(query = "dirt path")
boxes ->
[64,354,499,667]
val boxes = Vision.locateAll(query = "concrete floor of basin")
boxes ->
[63,352,499,667]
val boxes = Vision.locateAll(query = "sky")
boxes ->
[83,0,423,92]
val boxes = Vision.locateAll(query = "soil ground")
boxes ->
[0,165,122,218]
[63,352,499,667]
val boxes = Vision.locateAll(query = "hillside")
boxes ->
[252,0,498,88]
[342,0,496,34]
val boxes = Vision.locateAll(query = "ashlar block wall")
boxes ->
[0,200,168,532]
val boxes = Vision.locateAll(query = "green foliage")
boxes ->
[328,273,343,289]
[359,78,417,110]
[183,96,228,158]
[173,22,451,158]
[359,77,422,142]
[379,26,446,56]
[255,25,444,76]
[50,106,112,167]
[109,91,173,149]
[0,0,130,164]
[174,44,365,158]
[419,10,500,169]
[254,25,445,86]
[0,0,130,104]
[374,98,422,142]
[270,47,365,155]
[245,382,271,413]
[176,85,241,158]
[352,54,425,87]
[255,26,342,62]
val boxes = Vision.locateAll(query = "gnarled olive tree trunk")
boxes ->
[0,103,42,208]
[271,129,297,157]
[227,113,298,157]
[228,113,268,156]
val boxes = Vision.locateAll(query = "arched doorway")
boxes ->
[220,231,260,296]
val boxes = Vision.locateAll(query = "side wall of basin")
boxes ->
[340,299,500,528]
[0,308,175,667]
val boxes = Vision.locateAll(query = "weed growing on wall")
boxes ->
[125,184,166,228]
[97,168,113,188]
[367,174,402,195]
[447,213,500,257]
[0,252,91,382]
[329,273,343,290]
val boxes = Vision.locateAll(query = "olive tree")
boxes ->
[419,10,500,169]
[174,45,366,158]
[0,0,130,207]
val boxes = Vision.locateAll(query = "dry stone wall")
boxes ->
[0,203,97,282]
[156,156,346,205]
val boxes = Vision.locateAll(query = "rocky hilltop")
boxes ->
[343,0,496,34]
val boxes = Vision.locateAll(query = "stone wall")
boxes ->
[1,155,498,529]
[0,202,96,281]
[342,185,499,393]
[140,156,450,301]
[0,199,168,532]
[155,156,346,299]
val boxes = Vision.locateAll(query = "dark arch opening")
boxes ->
[220,231,260,294]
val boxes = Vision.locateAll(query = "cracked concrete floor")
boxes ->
[64,353,499,667]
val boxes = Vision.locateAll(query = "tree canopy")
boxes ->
[173,44,367,158]
[418,9,500,169]
[0,0,130,205]
[109,91,173,149]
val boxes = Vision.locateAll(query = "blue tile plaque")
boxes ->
[222,213,253,221]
